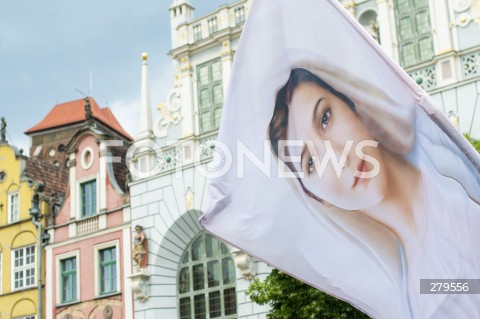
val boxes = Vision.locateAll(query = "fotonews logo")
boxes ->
[117,139,381,181]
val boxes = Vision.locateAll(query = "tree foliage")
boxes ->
[247,269,370,319]
[465,133,480,153]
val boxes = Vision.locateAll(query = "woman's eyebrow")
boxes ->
[312,97,324,125]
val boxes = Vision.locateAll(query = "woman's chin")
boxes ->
[337,190,384,211]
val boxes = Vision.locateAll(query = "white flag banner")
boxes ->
[199,0,480,318]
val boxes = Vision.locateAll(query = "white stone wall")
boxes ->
[130,164,271,318]
[430,79,480,138]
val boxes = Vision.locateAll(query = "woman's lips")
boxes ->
[353,159,365,188]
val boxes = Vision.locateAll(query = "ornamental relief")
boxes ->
[155,89,183,138]
[56,299,122,319]
[453,0,480,28]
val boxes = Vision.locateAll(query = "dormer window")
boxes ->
[193,24,203,42]
[208,16,218,35]
[234,6,245,25]
[81,180,97,217]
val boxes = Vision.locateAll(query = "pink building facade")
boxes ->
[44,125,133,319]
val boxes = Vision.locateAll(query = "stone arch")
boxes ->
[358,9,380,43]
[6,182,20,193]
[10,298,36,318]
[149,209,238,317]
[147,209,206,313]
[11,230,36,249]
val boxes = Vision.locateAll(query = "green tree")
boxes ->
[465,133,480,153]
[247,269,370,319]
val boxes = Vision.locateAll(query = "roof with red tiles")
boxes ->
[24,159,69,200]
[25,97,133,140]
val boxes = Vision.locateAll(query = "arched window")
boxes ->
[178,233,237,319]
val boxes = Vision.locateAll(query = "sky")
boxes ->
[0,0,234,152]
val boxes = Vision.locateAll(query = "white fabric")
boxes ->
[199,0,480,318]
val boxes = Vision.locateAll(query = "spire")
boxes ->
[138,52,153,140]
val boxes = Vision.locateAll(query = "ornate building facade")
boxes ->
[345,0,480,137]
[128,1,271,318]
[0,119,68,319]
[25,98,134,319]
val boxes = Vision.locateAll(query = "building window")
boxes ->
[207,16,218,35]
[8,192,19,223]
[81,180,96,217]
[56,251,80,305]
[193,24,202,41]
[12,246,35,290]
[99,247,117,295]
[197,58,223,133]
[234,6,245,25]
[13,316,36,319]
[178,233,237,319]
[61,257,77,303]
[394,0,434,67]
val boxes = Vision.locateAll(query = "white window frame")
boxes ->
[76,174,99,219]
[11,245,36,291]
[8,191,19,224]
[193,23,202,41]
[55,250,80,305]
[93,240,120,297]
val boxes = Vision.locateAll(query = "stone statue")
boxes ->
[368,18,380,43]
[84,97,93,124]
[103,305,113,319]
[133,225,148,270]
[0,117,6,142]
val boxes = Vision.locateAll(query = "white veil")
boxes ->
[200,0,480,318]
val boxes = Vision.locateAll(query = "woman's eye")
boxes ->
[307,156,315,174]
[321,108,331,130]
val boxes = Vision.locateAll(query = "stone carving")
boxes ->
[64,315,73,319]
[155,90,182,138]
[0,117,6,142]
[454,0,480,28]
[231,247,256,280]
[454,0,472,12]
[133,225,148,270]
[129,269,150,303]
[84,97,93,125]
[186,188,194,209]
[103,305,113,319]
[367,18,380,42]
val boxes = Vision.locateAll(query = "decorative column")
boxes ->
[376,0,395,58]
[430,0,453,54]
[221,40,234,98]
[138,53,153,141]
[179,55,195,138]
[132,53,156,179]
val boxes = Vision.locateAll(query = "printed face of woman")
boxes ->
[287,81,387,210]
